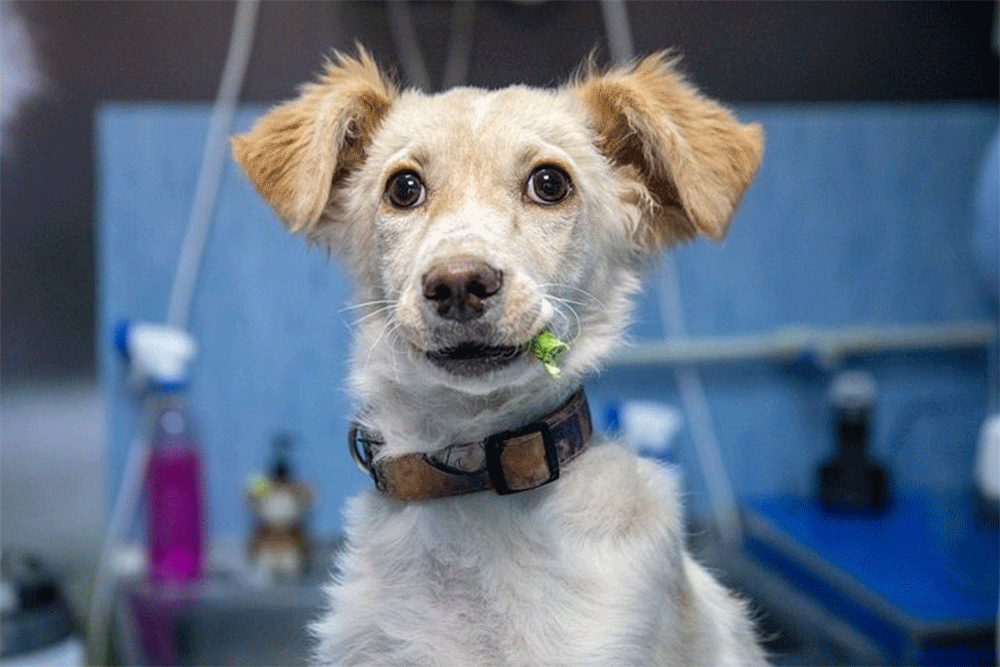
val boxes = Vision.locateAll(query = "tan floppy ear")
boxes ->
[232,48,396,233]
[574,53,763,246]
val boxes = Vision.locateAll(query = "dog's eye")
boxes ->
[526,166,571,204]
[386,171,426,208]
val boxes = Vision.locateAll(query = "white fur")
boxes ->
[312,90,764,666]
[314,445,765,666]
[233,51,766,666]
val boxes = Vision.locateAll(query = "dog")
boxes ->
[233,48,765,667]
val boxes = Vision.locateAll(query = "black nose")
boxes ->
[422,258,503,322]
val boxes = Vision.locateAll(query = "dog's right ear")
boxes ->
[232,48,396,234]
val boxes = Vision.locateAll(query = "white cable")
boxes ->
[599,0,744,548]
[167,0,260,328]
[599,0,635,66]
[989,314,999,414]
[86,438,148,666]
[387,0,476,92]
[658,257,744,548]
[442,0,476,90]
[385,0,432,91]
[89,3,260,664]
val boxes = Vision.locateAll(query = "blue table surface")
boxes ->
[746,495,999,624]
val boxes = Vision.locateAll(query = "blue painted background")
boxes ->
[98,103,998,538]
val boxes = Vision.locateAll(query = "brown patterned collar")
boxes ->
[349,389,592,501]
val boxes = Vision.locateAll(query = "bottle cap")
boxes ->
[829,371,877,410]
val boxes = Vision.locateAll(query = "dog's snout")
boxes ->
[422,258,503,322]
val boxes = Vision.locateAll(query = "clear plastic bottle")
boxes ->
[144,383,204,582]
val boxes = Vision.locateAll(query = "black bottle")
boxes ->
[818,372,890,513]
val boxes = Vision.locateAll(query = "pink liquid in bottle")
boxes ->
[146,390,204,582]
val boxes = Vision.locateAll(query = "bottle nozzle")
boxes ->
[114,319,196,389]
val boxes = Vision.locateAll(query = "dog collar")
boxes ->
[349,388,592,501]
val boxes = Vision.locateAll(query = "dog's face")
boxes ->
[234,50,762,397]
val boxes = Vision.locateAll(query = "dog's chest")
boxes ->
[339,504,602,664]
[320,458,672,667]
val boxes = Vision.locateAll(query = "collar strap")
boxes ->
[350,389,592,501]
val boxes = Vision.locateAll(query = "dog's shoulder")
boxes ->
[542,440,686,551]
[543,444,767,666]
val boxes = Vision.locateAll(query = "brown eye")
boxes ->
[527,166,571,204]
[386,171,426,208]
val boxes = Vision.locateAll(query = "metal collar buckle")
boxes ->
[485,420,560,495]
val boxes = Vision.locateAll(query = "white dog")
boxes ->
[233,48,765,667]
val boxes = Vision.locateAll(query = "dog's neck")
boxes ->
[352,387,592,500]
[351,363,581,460]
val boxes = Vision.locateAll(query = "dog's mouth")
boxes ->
[426,342,526,376]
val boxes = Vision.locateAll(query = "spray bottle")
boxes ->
[115,321,205,582]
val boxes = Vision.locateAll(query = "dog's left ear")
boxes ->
[574,53,763,247]
[232,48,396,234]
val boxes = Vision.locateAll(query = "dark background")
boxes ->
[2,0,997,383]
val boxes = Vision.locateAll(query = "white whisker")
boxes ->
[386,326,403,384]
[362,315,399,374]
[351,304,397,327]
[338,299,396,315]
[546,295,583,343]
[538,282,608,310]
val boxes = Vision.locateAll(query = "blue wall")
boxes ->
[98,103,998,537]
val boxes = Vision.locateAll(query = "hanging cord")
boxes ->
[657,258,745,548]
[599,0,744,549]
[86,436,147,665]
[599,0,634,66]
[386,0,476,91]
[442,0,476,90]
[87,2,260,664]
[167,0,260,329]
[385,0,432,90]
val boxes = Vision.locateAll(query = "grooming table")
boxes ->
[743,494,998,666]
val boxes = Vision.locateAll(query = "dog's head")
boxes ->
[233,49,762,397]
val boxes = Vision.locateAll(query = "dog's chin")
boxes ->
[425,342,527,378]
